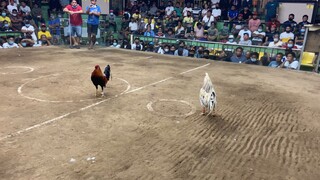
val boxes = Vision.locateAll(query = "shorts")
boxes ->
[87,24,98,36]
[68,25,82,37]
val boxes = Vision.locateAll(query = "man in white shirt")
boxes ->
[165,1,174,17]
[280,26,295,43]
[237,25,252,41]
[280,52,298,70]
[202,10,214,30]
[182,2,192,17]
[252,25,266,45]
[212,3,221,19]
[7,0,18,14]
[19,1,31,16]
[128,18,138,33]
[2,36,19,48]
[21,19,37,42]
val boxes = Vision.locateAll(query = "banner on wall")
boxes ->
[81,0,110,14]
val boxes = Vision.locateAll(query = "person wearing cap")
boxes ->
[248,11,261,32]
[63,0,83,49]
[226,35,237,44]
[38,23,52,41]
[86,0,101,49]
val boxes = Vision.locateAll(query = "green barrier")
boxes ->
[0,32,23,37]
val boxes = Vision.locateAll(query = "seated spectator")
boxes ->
[212,3,221,20]
[282,14,297,30]
[144,18,155,31]
[0,10,11,25]
[168,45,176,55]
[163,44,170,54]
[107,10,117,32]
[207,22,218,41]
[137,18,145,35]
[39,34,51,46]
[295,26,306,48]
[219,23,229,42]
[230,47,246,63]
[9,9,22,31]
[194,22,204,39]
[298,15,311,27]
[0,1,8,14]
[268,34,282,47]
[183,3,192,17]
[155,27,165,37]
[183,11,193,32]
[268,53,284,68]
[226,34,237,44]
[238,33,252,45]
[280,26,294,43]
[252,25,265,45]
[174,40,188,56]
[174,2,182,17]
[144,24,155,37]
[120,38,131,49]
[20,32,35,47]
[132,9,141,20]
[185,29,195,40]
[244,52,261,65]
[165,1,174,17]
[188,46,196,57]
[0,20,13,31]
[237,24,251,41]
[248,12,261,32]
[265,24,279,43]
[19,1,31,18]
[280,52,298,70]
[38,23,52,41]
[195,46,205,58]
[139,1,148,17]
[165,28,175,38]
[31,3,44,27]
[110,39,120,48]
[227,5,238,22]
[153,42,164,54]
[201,3,209,18]
[149,2,158,16]
[128,17,138,34]
[198,32,208,41]
[202,10,215,30]
[192,3,202,20]
[282,39,298,49]
[2,36,19,48]
[231,14,245,36]
[266,16,281,30]
[239,6,252,21]
[48,13,61,44]
[203,49,210,59]
[174,20,184,36]
[245,51,251,61]
[131,38,143,50]
[171,10,180,27]
[21,19,37,43]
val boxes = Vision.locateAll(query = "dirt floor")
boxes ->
[0,46,320,180]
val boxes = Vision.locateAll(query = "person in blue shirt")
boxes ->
[228,5,238,22]
[265,0,279,22]
[143,24,155,37]
[86,0,101,49]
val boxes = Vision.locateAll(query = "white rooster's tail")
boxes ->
[199,73,217,115]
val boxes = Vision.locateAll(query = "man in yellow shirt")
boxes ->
[37,23,52,41]
[0,11,11,25]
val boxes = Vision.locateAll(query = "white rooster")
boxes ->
[199,73,217,116]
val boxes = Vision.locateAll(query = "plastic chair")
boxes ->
[301,52,316,67]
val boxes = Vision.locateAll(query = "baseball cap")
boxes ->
[228,35,234,39]
[41,23,46,27]
[238,14,243,17]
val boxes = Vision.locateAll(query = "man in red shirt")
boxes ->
[63,0,83,49]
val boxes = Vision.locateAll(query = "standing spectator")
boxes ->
[280,52,298,70]
[230,46,246,63]
[298,15,311,27]
[48,13,61,44]
[252,25,265,45]
[9,9,22,31]
[2,36,19,48]
[86,0,101,49]
[63,0,83,49]
[107,10,117,32]
[227,5,238,22]
[165,1,174,17]
[239,6,252,21]
[202,10,214,30]
[0,10,11,25]
[183,2,192,17]
[282,14,297,29]
[280,26,294,43]
[265,0,279,22]
[31,3,44,27]
[268,34,282,47]
[19,1,31,18]
[248,12,261,32]
[244,52,261,65]
[7,0,17,15]
[238,33,252,45]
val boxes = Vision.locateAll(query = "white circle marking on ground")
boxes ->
[147,99,196,118]
[0,66,34,75]
[17,74,131,103]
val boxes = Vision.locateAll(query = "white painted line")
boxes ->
[179,63,211,75]
[18,75,131,103]
[0,66,34,75]
[147,99,196,118]
[0,63,210,141]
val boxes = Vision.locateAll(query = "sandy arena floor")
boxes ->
[0,47,319,180]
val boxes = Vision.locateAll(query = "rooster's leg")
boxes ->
[101,86,105,97]
[95,86,98,97]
